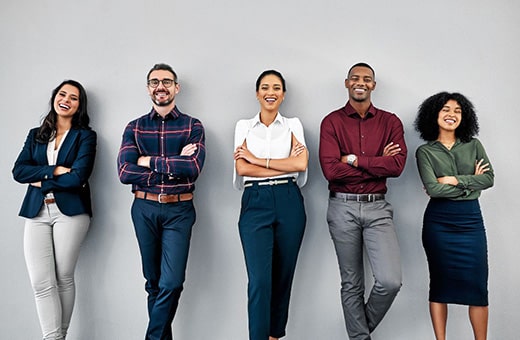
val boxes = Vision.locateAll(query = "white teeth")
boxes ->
[59,104,70,109]
[265,98,276,102]
[354,88,365,93]
[445,119,456,123]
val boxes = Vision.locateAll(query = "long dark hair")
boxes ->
[414,92,479,143]
[36,80,91,143]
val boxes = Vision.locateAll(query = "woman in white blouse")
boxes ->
[233,70,308,340]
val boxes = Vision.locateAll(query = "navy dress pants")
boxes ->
[131,198,196,340]
[239,180,306,340]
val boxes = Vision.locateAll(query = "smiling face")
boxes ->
[437,99,462,133]
[345,66,376,103]
[53,84,80,119]
[256,74,285,113]
[147,69,179,107]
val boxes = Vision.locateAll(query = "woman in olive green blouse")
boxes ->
[415,92,494,340]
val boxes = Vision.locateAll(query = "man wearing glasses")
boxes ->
[118,63,206,340]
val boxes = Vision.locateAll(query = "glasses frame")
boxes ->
[147,78,177,88]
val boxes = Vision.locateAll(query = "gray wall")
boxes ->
[2,0,519,339]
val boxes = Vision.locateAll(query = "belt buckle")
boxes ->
[158,193,166,203]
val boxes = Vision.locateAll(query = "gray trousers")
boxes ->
[24,203,90,340]
[327,197,402,340]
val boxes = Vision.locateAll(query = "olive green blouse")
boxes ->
[415,138,494,200]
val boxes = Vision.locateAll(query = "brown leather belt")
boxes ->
[44,198,56,204]
[134,191,193,204]
[329,191,385,202]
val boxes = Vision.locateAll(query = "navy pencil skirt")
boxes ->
[422,198,488,306]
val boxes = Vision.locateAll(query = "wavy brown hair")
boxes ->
[36,80,91,143]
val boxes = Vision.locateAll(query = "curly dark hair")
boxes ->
[414,92,479,142]
[36,80,91,143]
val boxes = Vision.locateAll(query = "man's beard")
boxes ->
[153,97,173,106]
[151,91,174,106]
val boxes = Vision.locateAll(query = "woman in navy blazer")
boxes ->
[13,80,96,340]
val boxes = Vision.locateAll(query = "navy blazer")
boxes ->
[13,127,97,218]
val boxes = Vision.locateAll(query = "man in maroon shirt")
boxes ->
[319,62,407,340]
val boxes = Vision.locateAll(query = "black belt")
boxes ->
[329,191,385,202]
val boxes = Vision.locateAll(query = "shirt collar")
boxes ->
[149,106,180,120]
[428,138,461,147]
[344,101,376,118]
[252,112,284,127]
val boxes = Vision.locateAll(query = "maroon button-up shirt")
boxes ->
[319,101,407,194]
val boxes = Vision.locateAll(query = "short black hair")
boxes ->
[147,63,178,83]
[255,69,286,92]
[414,92,479,142]
[347,62,375,79]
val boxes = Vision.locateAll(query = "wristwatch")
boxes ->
[346,154,357,166]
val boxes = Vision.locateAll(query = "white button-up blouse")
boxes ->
[233,112,307,190]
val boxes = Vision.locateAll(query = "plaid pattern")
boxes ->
[118,106,205,195]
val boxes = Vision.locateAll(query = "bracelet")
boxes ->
[266,158,270,169]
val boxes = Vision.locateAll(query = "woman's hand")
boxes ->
[53,166,71,176]
[234,144,258,165]
[290,142,306,158]
[474,158,490,175]
[437,176,459,186]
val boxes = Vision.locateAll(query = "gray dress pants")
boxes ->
[327,197,402,340]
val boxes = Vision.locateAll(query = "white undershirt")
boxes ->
[45,130,69,198]
[47,130,69,165]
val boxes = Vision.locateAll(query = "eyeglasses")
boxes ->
[147,78,176,88]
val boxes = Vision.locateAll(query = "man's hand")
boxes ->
[383,142,401,157]
[340,154,358,167]
[137,156,151,168]
[181,143,197,156]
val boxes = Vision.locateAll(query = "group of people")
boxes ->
[12,62,494,340]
